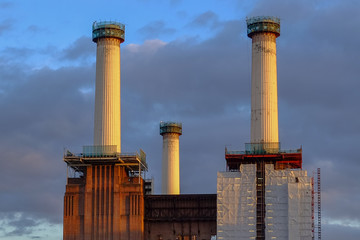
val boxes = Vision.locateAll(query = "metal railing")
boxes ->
[246,16,280,25]
[92,21,125,31]
[82,145,117,157]
[245,142,280,154]
[65,145,147,163]
[226,143,301,155]
[160,121,182,135]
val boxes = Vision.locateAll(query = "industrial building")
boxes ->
[63,17,316,240]
[217,17,312,240]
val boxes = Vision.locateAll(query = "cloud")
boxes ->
[0,2,13,9]
[0,64,95,224]
[0,19,13,36]
[138,20,176,39]
[188,11,219,28]
[323,222,360,240]
[60,36,94,61]
[27,25,47,34]
[0,213,61,238]
[6,215,38,236]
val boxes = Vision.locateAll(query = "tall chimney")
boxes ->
[160,122,182,194]
[92,21,125,152]
[247,16,280,150]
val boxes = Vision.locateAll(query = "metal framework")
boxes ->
[92,21,125,42]
[311,176,315,240]
[256,161,265,240]
[225,146,302,171]
[64,146,148,180]
[246,16,281,37]
[160,121,183,135]
[317,168,321,240]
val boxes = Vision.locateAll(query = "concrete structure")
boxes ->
[248,16,280,151]
[160,122,182,194]
[63,21,147,240]
[93,21,124,152]
[217,17,313,240]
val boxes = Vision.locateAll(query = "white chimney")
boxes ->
[92,21,125,152]
[160,122,182,194]
[247,17,280,150]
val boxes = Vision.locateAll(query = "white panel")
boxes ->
[265,164,313,240]
[217,165,256,240]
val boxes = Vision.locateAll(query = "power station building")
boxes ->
[63,17,313,240]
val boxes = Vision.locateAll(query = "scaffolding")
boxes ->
[64,145,148,180]
[225,143,302,171]
[311,176,315,240]
[312,168,321,240]
[317,168,321,240]
[256,161,266,240]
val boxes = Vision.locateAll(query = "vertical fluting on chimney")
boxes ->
[247,17,280,147]
[160,122,182,195]
[92,22,125,152]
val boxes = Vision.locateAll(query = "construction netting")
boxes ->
[217,164,257,240]
[265,164,313,240]
[217,164,313,240]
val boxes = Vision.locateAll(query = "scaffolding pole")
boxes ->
[317,168,321,240]
[311,176,315,240]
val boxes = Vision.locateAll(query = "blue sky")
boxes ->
[1,0,360,239]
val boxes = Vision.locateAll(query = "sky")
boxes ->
[0,0,359,239]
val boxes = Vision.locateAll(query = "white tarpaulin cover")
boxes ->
[265,164,312,240]
[217,164,312,240]
[217,164,257,240]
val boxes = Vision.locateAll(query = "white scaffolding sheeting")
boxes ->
[217,164,257,240]
[265,164,312,240]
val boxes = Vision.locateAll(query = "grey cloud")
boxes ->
[0,213,39,237]
[248,0,315,20]
[0,64,95,224]
[6,218,38,236]
[123,20,248,120]
[188,11,219,28]
[138,20,176,39]
[1,47,35,61]
[0,19,13,36]
[0,2,13,9]
[60,36,94,61]
[323,223,360,240]
[27,25,46,33]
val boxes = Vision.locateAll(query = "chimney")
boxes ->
[92,21,125,152]
[160,122,182,194]
[247,16,280,151]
